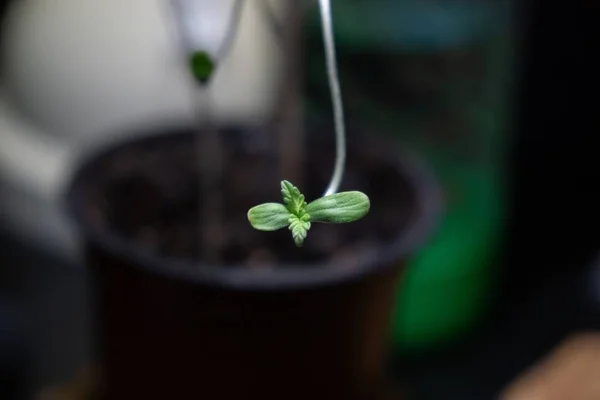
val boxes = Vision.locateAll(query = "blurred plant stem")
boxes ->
[194,88,225,263]
[169,0,245,263]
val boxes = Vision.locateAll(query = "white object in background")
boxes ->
[0,0,283,259]
[1,0,282,139]
[0,0,284,392]
[0,95,76,259]
[170,0,241,59]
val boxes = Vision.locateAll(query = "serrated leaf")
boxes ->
[247,203,291,231]
[306,191,370,223]
[281,180,308,217]
[288,215,311,247]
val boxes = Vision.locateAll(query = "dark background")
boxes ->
[503,0,596,307]
[392,0,598,398]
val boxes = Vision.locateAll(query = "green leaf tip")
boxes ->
[281,180,309,219]
[247,180,370,248]
[189,51,215,84]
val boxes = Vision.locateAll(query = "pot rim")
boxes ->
[64,123,442,291]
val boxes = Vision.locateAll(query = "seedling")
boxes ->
[247,0,358,248]
[248,180,370,247]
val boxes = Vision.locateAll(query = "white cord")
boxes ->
[319,0,346,196]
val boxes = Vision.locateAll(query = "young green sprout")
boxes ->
[189,50,215,84]
[248,181,370,247]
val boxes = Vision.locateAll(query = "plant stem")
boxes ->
[194,87,225,263]
[169,0,247,263]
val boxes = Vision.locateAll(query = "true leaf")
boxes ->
[288,215,311,247]
[281,180,308,218]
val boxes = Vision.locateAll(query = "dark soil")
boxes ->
[79,125,414,268]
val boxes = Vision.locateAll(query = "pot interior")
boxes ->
[69,124,422,270]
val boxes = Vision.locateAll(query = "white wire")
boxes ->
[318,0,346,196]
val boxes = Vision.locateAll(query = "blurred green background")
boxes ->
[302,0,516,351]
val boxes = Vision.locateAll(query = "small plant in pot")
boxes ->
[248,180,370,248]
[65,1,439,399]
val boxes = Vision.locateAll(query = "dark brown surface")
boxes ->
[66,125,438,400]
[89,251,402,400]
[39,333,600,400]
[37,366,405,400]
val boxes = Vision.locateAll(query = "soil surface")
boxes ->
[78,126,414,268]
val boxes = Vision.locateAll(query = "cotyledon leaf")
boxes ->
[306,191,370,223]
[247,203,291,231]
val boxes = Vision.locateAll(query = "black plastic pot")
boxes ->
[65,124,440,400]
